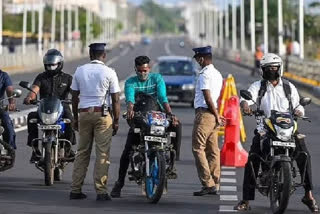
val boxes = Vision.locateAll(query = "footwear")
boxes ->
[110,181,123,198]
[30,149,41,163]
[64,149,76,162]
[234,200,251,211]
[302,196,319,213]
[69,192,87,200]
[96,193,112,201]
[193,186,218,196]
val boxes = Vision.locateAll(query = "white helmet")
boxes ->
[260,53,283,79]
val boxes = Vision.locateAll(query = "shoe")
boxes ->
[69,192,87,200]
[193,186,218,196]
[96,193,112,201]
[110,181,123,198]
[234,200,251,211]
[302,196,319,213]
[30,149,41,163]
[64,149,76,162]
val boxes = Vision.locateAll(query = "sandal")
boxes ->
[234,200,251,211]
[302,196,319,213]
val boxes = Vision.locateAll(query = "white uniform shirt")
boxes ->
[194,64,223,109]
[71,60,121,109]
[241,79,304,118]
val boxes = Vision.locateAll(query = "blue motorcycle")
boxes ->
[20,81,73,186]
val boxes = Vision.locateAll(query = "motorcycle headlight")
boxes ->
[40,112,59,125]
[182,84,194,90]
[150,125,165,136]
[275,125,293,141]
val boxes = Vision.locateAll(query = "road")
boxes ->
[0,36,319,213]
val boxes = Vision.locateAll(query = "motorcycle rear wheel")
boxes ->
[145,151,166,203]
[44,144,55,186]
[270,161,292,214]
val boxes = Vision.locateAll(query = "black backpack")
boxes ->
[257,78,293,112]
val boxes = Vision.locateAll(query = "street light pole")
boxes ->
[86,9,90,46]
[225,0,229,48]
[250,0,255,53]
[263,0,268,53]
[240,0,245,51]
[299,0,304,59]
[68,3,72,48]
[214,8,218,48]
[32,0,35,33]
[0,0,3,54]
[38,0,43,55]
[51,0,56,48]
[22,0,27,54]
[232,0,236,50]
[60,3,65,52]
[278,0,283,55]
[219,9,223,48]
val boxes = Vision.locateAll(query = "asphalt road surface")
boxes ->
[0,36,319,214]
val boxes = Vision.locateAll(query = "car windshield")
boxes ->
[158,60,194,76]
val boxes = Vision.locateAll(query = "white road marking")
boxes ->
[219,205,238,212]
[220,195,238,201]
[221,171,236,176]
[164,40,172,55]
[221,166,236,170]
[220,186,237,192]
[221,178,237,183]
[15,125,28,133]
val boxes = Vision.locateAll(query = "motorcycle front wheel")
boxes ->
[44,143,55,186]
[270,161,292,214]
[145,151,166,203]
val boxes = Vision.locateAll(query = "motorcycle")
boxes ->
[240,90,312,214]
[19,81,73,186]
[0,89,22,172]
[124,93,177,203]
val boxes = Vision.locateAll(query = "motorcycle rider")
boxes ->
[23,49,75,163]
[110,55,181,198]
[0,69,16,149]
[235,53,319,213]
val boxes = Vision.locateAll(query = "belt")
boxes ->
[79,106,102,112]
[195,107,208,112]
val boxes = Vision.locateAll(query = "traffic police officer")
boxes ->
[192,46,224,196]
[70,43,121,201]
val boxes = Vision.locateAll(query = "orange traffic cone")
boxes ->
[221,96,248,167]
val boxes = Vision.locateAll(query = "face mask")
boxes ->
[136,71,149,81]
[263,70,279,81]
[46,64,58,71]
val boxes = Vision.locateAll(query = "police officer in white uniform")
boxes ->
[192,46,224,196]
[70,43,120,201]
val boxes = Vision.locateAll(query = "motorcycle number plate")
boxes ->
[144,136,167,143]
[272,141,296,148]
[38,125,61,130]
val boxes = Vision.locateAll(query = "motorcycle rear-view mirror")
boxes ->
[12,89,22,98]
[19,81,31,90]
[300,97,312,106]
[240,90,252,101]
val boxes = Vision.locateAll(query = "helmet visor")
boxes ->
[43,54,63,65]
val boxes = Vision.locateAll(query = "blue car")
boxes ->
[152,56,199,106]
[141,36,151,45]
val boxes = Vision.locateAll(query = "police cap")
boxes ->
[192,45,212,57]
[89,43,106,51]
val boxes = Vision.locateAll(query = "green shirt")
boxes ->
[125,73,168,109]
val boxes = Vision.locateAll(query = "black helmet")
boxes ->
[43,49,64,74]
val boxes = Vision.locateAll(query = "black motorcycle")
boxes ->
[0,89,22,172]
[124,93,177,203]
[240,90,312,214]
[20,81,73,186]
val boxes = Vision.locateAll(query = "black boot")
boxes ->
[30,149,41,163]
[110,181,123,198]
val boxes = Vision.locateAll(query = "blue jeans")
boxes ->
[0,109,16,149]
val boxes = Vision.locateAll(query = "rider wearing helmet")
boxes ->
[23,49,75,163]
[235,53,319,212]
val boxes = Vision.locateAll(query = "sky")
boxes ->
[128,0,186,6]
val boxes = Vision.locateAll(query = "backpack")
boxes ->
[257,78,293,112]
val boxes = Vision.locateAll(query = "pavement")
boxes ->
[0,36,319,214]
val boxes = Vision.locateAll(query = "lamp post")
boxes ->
[250,0,255,53]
